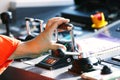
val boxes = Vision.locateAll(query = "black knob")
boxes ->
[101,65,112,75]
[0,11,12,36]
[0,11,12,24]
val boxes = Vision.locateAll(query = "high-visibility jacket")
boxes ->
[0,35,20,74]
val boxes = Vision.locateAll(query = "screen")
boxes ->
[74,0,109,12]
[74,0,120,7]
[45,58,57,65]
[74,0,106,5]
[43,57,58,65]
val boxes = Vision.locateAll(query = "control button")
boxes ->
[101,65,112,75]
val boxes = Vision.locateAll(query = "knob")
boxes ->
[101,65,112,75]
[1,11,12,24]
[0,11,12,36]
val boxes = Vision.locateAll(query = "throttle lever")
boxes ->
[58,23,73,31]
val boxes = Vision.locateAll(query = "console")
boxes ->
[61,0,120,27]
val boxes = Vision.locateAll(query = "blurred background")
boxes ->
[0,0,74,24]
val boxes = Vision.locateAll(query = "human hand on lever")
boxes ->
[9,17,70,59]
[40,17,70,51]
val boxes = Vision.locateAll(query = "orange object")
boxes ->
[0,35,20,74]
[91,12,108,29]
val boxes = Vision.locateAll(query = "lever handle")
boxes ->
[0,11,12,36]
[1,11,12,24]
[58,23,73,31]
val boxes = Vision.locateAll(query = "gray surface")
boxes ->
[10,54,120,80]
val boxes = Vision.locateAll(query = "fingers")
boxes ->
[46,17,62,28]
[45,17,70,31]
[40,17,69,52]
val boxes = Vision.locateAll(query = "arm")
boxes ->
[9,17,70,59]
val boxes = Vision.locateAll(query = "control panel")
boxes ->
[35,23,79,70]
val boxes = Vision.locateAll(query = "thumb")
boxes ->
[50,43,66,51]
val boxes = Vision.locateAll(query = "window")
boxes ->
[10,0,74,8]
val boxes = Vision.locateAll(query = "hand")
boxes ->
[10,17,70,59]
[39,17,70,51]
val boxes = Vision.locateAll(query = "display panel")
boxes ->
[74,0,105,5]
[74,0,120,7]
[42,56,59,65]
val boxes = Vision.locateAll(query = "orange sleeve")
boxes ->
[0,35,20,74]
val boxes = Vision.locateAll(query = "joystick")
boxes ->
[57,23,77,52]
[0,11,12,36]
[101,65,112,75]
[35,23,80,70]
[24,17,44,41]
[24,17,35,41]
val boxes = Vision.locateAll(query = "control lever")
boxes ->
[66,23,99,74]
[53,23,80,54]
[25,17,35,40]
[25,17,44,41]
[56,23,78,52]
[35,23,79,69]
[0,11,12,36]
